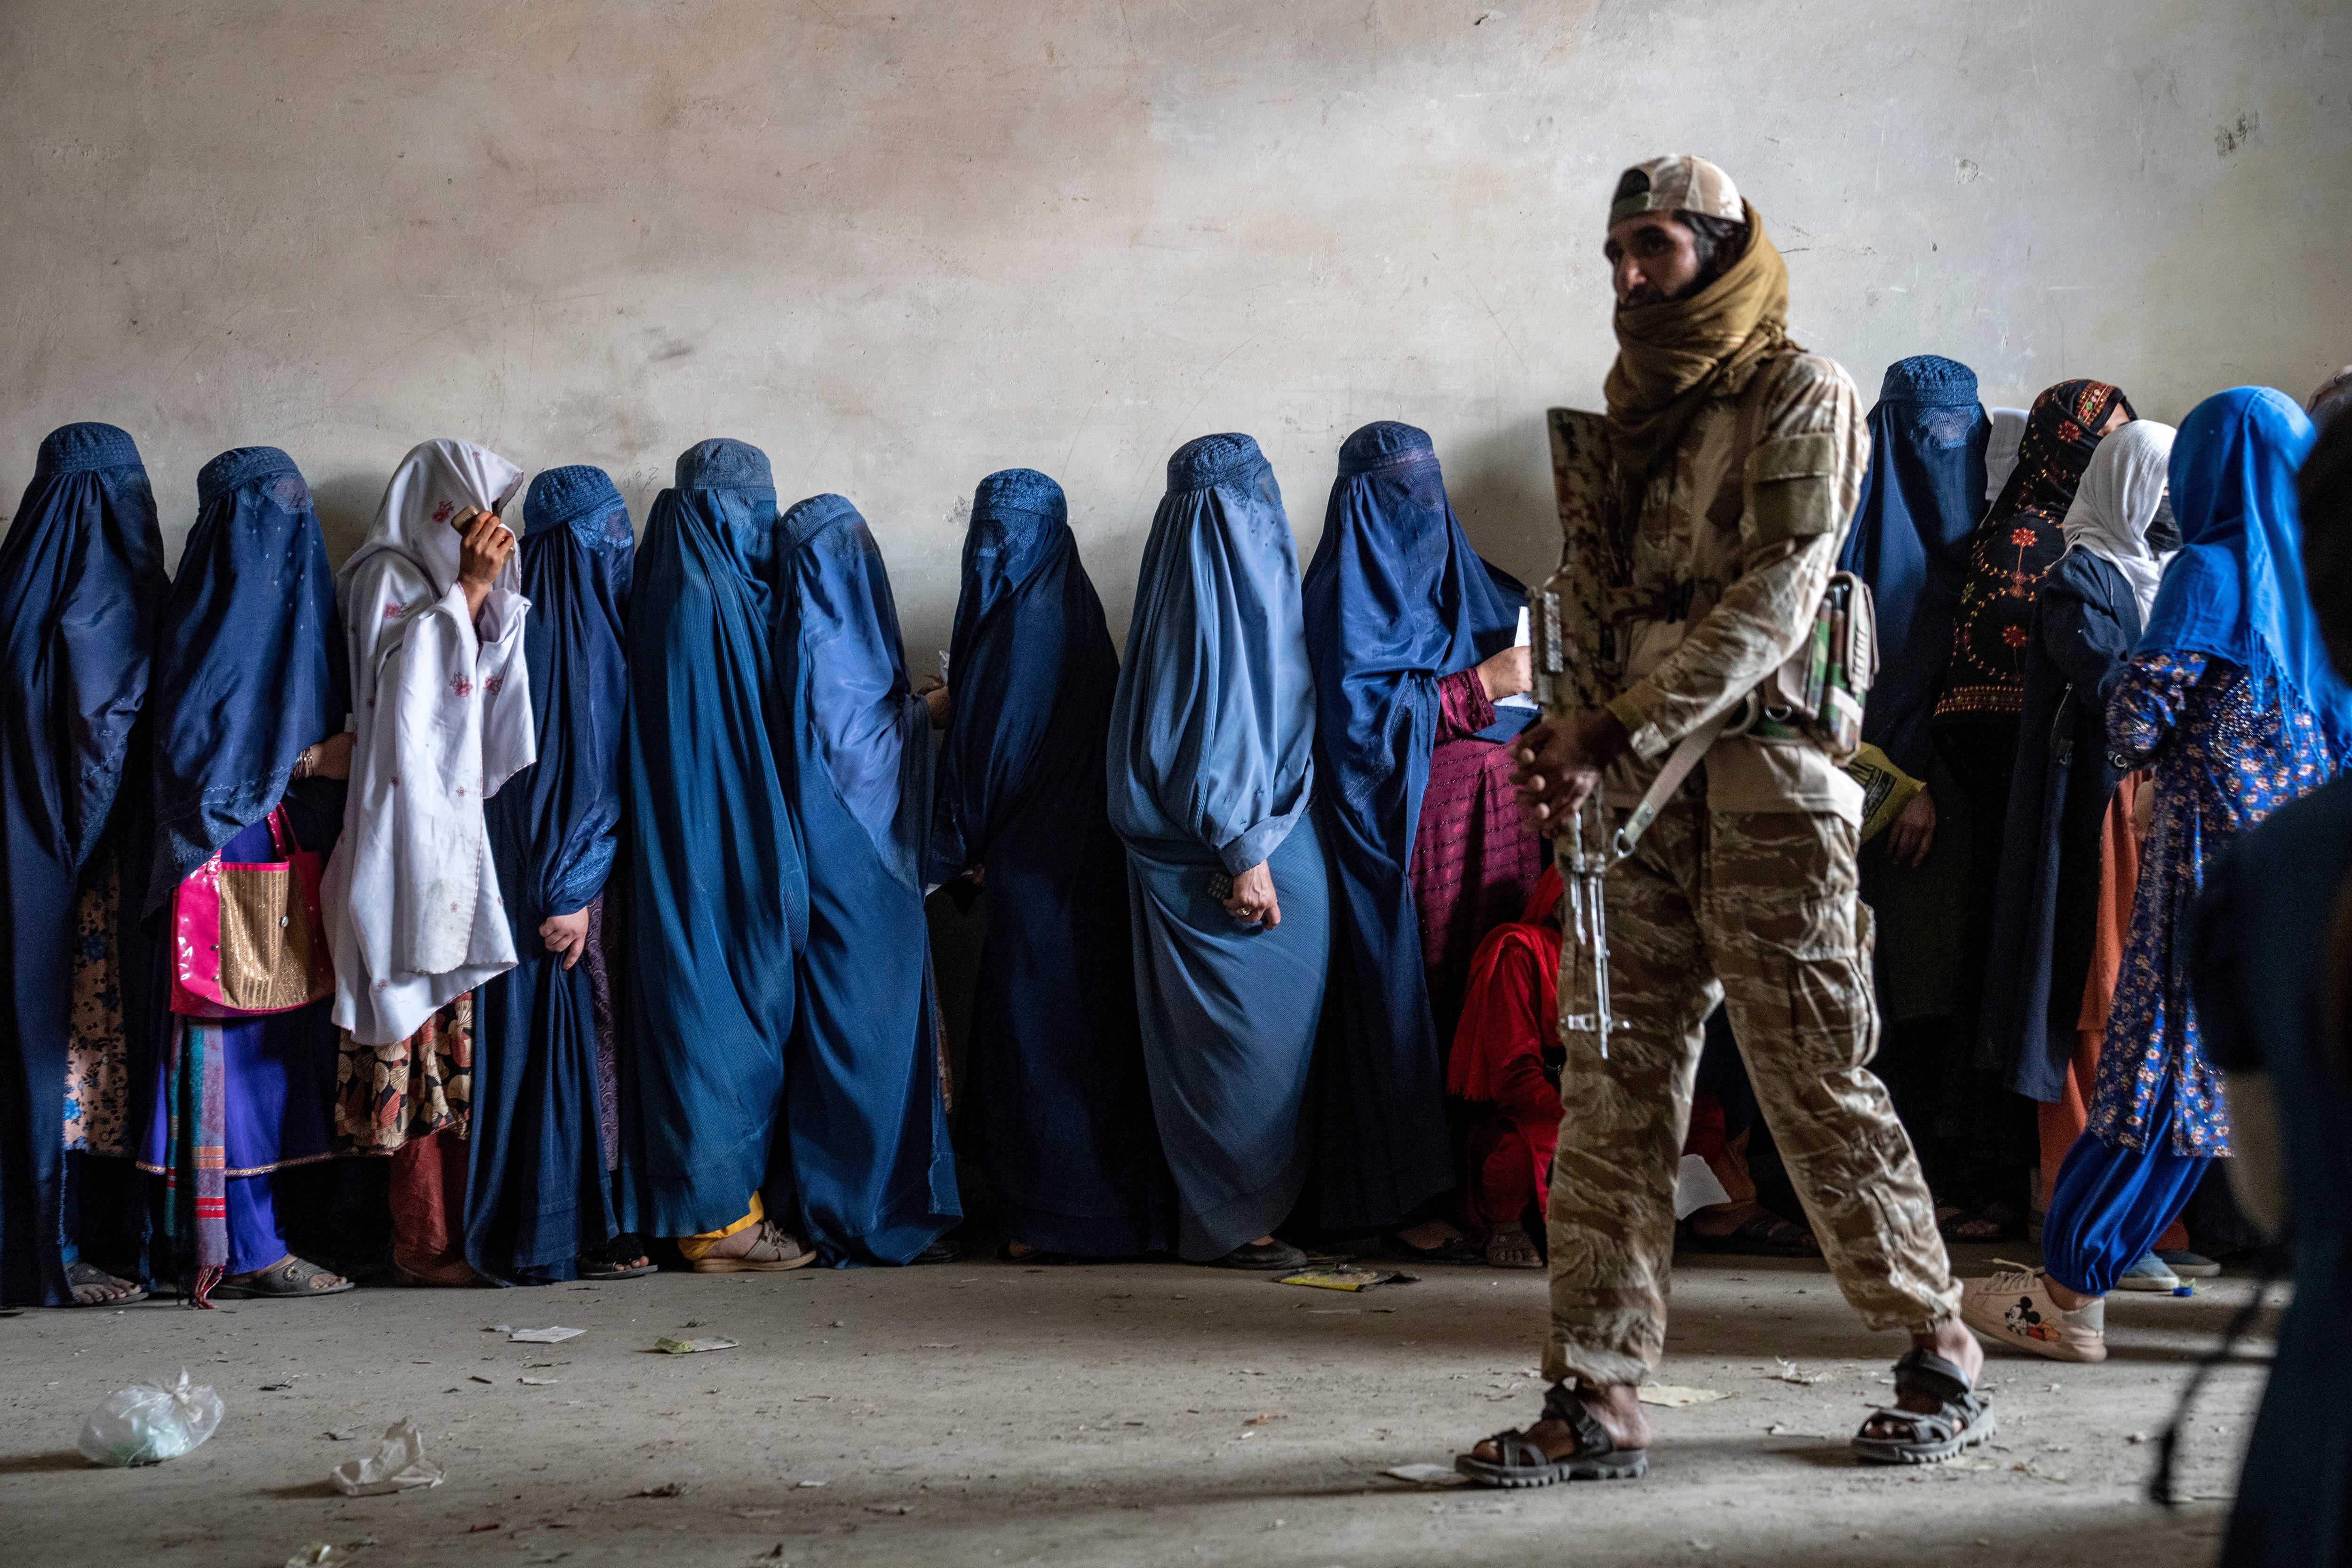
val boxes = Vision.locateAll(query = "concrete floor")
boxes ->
[0,1242,2265,1568]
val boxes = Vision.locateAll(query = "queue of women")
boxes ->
[2,361,2344,1311]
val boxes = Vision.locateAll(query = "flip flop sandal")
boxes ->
[1681,1214,1818,1258]
[578,1235,658,1280]
[690,1218,815,1274]
[1851,1347,1997,1465]
[212,1257,354,1300]
[1482,1227,1544,1269]
[1456,1385,1648,1488]
[64,1259,148,1307]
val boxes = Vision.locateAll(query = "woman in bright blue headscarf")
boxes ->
[773,492,960,1266]
[133,447,354,1304]
[1302,421,1537,1258]
[0,423,167,1308]
[1109,434,1331,1270]
[930,469,1169,1260]
[469,465,645,1285]
[617,440,813,1272]
[1957,388,2351,1350]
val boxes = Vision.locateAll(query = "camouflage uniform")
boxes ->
[1542,347,1961,1390]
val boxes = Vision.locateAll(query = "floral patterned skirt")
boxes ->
[62,858,129,1156]
[336,994,473,1154]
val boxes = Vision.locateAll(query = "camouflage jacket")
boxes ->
[1599,345,1871,821]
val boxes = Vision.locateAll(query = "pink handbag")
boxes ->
[169,805,334,1018]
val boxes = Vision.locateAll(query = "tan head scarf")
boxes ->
[1602,200,1791,488]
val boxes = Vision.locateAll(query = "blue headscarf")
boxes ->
[1838,356,1989,777]
[1302,420,1523,1230]
[1108,434,1317,872]
[2140,387,2352,747]
[0,421,167,1307]
[774,492,959,1263]
[142,448,347,914]
[929,468,1120,884]
[615,439,807,1238]
[504,465,634,919]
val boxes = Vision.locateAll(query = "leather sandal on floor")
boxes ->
[690,1218,815,1274]
[1456,1383,1649,1487]
[1681,1213,1817,1258]
[214,1256,353,1299]
[1482,1225,1543,1269]
[577,1235,657,1280]
[1851,1347,1997,1465]
[1384,1228,1485,1265]
[1205,1238,1307,1271]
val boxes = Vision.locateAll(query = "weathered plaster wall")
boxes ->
[3,0,2344,652]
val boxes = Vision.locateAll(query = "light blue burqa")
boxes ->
[1107,434,1331,1261]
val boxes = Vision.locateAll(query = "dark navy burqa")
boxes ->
[0,423,167,1307]
[1301,421,1526,1233]
[774,493,959,1265]
[927,469,1170,1257]
[616,441,809,1239]
[470,466,633,1283]
[1108,435,1332,1261]
[1837,356,1990,781]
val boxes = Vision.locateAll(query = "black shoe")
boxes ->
[1206,1239,1307,1271]
[909,1237,959,1266]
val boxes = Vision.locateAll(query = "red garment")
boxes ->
[389,1127,470,1282]
[1447,869,1565,1231]
[1411,670,1543,1038]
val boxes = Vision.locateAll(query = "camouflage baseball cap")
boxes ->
[1609,155,1741,228]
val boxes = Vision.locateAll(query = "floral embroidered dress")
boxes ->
[2090,652,2340,1154]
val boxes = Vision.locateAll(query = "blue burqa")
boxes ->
[135,447,349,1281]
[774,493,960,1265]
[0,423,167,1307]
[1302,420,1527,1232]
[2140,388,2351,745]
[1108,434,1332,1261]
[1837,356,1990,780]
[470,466,633,1283]
[928,469,1170,1256]
[616,441,808,1239]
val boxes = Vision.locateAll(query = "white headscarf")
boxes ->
[1984,406,2027,503]
[2059,419,2177,620]
[325,438,536,1045]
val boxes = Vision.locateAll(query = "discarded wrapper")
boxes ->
[1637,1386,1730,1408]
[330,1418,446,1496]
[283,1545,358,1568]
[656,1336,741,1354]
[1381,1463,1468,1487]
[492,1325,585,1344]
[1275,1268,1418,1293]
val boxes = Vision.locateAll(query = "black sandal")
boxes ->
[211,1256,353,1300]
[578,1235,657,1280]
[1851,1347,1997,1465]
[1456,1383,1649,1488]
[1383,1228,1485,1265]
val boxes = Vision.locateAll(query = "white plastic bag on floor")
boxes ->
[77,1370,224,1466]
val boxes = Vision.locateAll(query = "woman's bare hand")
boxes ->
[924,685,952,729]
[1477,645,1533,703]
[1886,786,1937,868]
[297,731,356,781]
[540,909,591,971]
[453,507,516,622]
[1223,861,1281,928]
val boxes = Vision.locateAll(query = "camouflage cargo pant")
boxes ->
[1542,800,1959,1388]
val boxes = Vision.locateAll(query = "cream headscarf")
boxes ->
[2059,419,2177,620]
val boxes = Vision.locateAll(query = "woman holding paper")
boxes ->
[1302,421,1539,1263]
